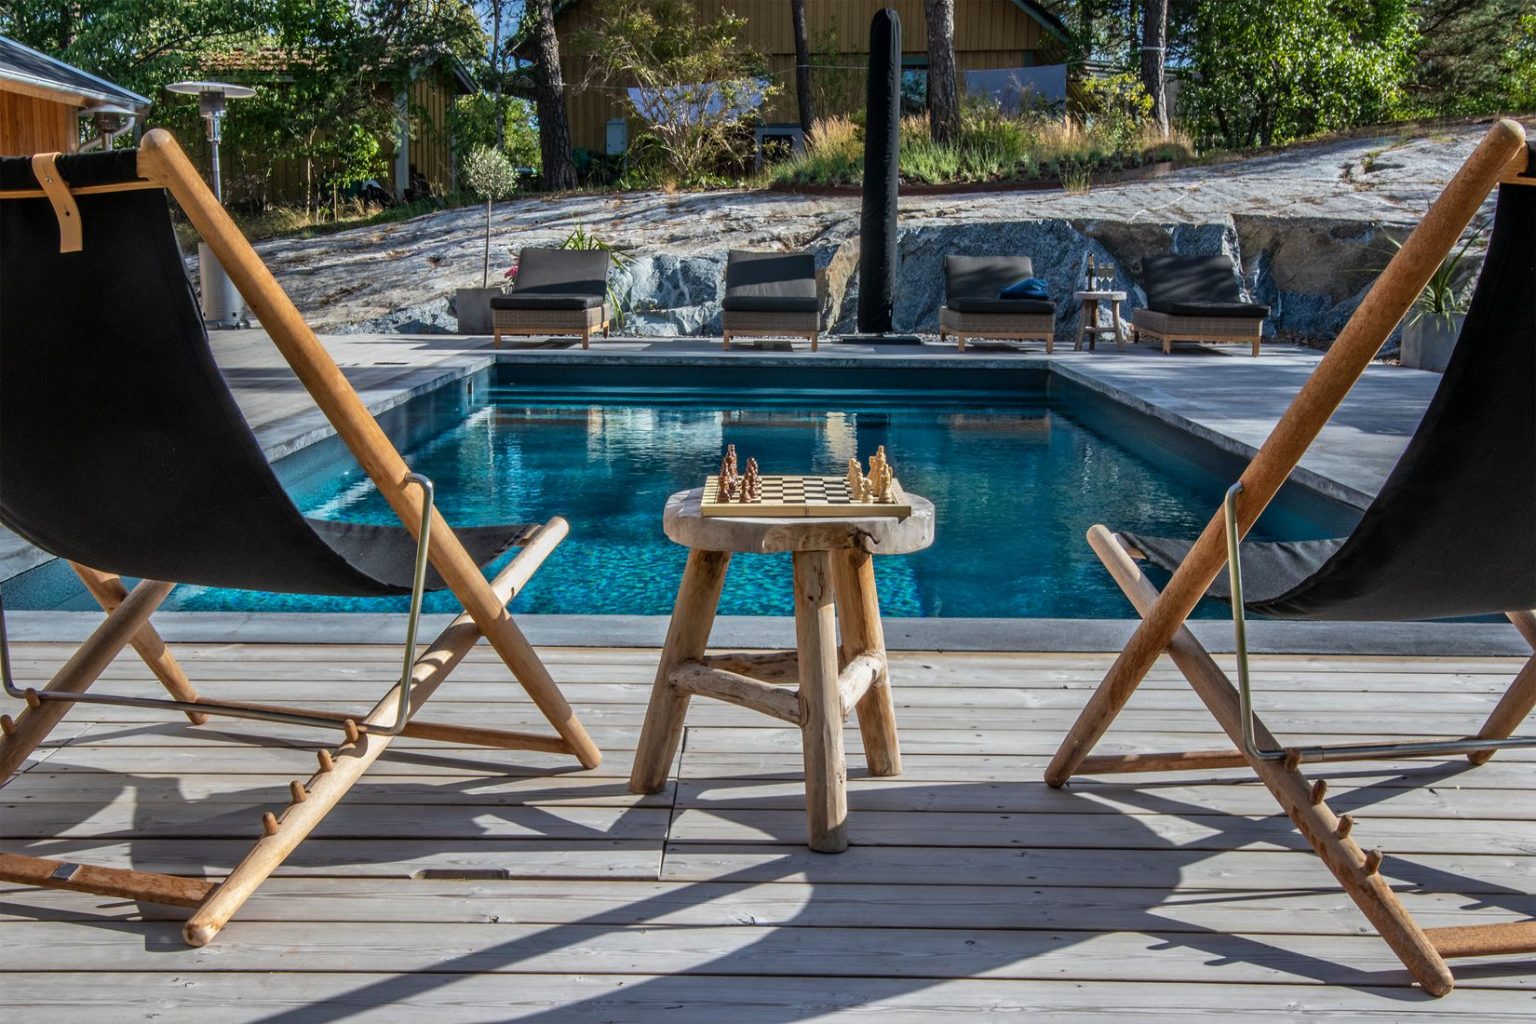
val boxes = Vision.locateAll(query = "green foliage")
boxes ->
[577,0,776,185]
[1181,0,1420,150]
[1406,1,1536,116]
[451,95,541,174]
[558,226,628,325]
[463,145,517,200]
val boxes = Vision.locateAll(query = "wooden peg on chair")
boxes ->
[316,749,334,772]
[342,719,361,745]
[261,812,279,837]
[289,780,307,804]
[0,714,14,737]
[1309,779,1328,805]
[24,689,41,709]
[1283,749,1302,771]
[1364,849,1384,875]
[1335,815,1354,839]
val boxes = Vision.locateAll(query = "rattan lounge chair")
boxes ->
[939,255,1056,352]
[492,247,612,349]
[1131,254,1269,355]
[720,250,824,351]
[1045,121,1535,996]
[0,135,601,946]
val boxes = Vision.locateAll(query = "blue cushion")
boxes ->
[999,277,1050,300]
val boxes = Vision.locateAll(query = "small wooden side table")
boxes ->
[1073,290,1128,351]
[630,487,936,852]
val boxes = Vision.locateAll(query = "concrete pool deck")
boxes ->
[5,330,1508,655]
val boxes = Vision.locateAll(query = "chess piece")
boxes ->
[847,458,868,502]
[740,457,762,503]
[719,445,740,500]
[868,445,895,503]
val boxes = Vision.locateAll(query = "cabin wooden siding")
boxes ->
[550,0,1066,152]
[0,90,77,154]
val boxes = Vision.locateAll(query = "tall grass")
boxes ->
[764,101,1193,189]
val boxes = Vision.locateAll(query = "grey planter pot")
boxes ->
[1400,313,1464,372]
[454,286,502,335]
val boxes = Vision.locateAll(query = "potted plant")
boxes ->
[455,145,518,334]
[1400,231,1478,372]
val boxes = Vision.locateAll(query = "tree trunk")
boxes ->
[483,197,492,287]
[529,0,576,190]
[1141,0,1169,137]
[924,0,959,146]
[491,0,505,150]
[791,0,815,134]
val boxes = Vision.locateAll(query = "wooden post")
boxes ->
[1086,526,1457,995]
[832,549,901,776]
[69,563,205,724]
[137,131,599,770]
[629,549,732,794]
[794,550,848,853]
[1044,120,1528,790]
[0,579,173,778]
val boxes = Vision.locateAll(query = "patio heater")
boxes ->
[165,80,257,328]
[77,103,138,151]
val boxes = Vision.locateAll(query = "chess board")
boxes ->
[700,475,912,519]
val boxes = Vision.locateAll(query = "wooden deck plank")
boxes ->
[2,973,1529,1023]
[0,640,1529,1020]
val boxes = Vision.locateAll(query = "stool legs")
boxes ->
[793,550,848,853]
[832,550,901,777]
[630,549,732,794]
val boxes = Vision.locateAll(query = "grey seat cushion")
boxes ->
[491,292,604,310]
[1148,299,1270,318]
[945,255,1036,303]
[722,294,819,313]
[511,247,609,297]
[1141,254,1267,319]
[724,250,817,312]
[947,296,1056,315]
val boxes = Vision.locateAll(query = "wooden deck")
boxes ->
[2,642,1532,1021]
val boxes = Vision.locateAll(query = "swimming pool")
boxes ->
[3,364,1358,618]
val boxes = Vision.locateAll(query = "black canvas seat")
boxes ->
[0,168,528,596]
[1044,124,1536,996]
[0,133,600,947]
[1127,177,1536,621]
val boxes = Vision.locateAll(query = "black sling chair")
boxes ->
[1043,121,1535,995]
[0,132,600,946]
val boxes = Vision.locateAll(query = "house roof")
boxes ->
[511,1,1071,56]
[0,35,151,112]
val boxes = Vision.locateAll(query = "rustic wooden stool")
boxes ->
[1073,289,1128,351]
[629,487,936,852]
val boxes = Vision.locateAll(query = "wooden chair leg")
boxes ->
[70,563,206,724]
[493,328,502,349]
[811,331,818,353]
[831,550,900,777]
[1045,332,1054,355]
[580,329,590,350]
[630,549,732,794]
[142,133,601,771]
[1468,652,1536,765]
[957,336,965,352]
[1087,525,1457,995]
[1253,334,1262,356]
[793,549,848,853]
[1,578,173,779]
[722,331,731,350]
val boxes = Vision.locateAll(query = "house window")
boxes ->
[899,56,928,115]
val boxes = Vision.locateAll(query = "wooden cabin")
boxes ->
[0,35,150,155]
[200,49,477,207]
[515,0,1071,155]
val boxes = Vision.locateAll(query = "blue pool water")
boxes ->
[4,366,1358,618]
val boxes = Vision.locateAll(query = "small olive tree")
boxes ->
[463,145,518,287]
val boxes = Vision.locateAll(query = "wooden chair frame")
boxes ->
[0,131,602,946]
[1044,120,1535,997]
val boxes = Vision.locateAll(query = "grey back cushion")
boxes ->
[945,255,1034,299]
[1141,254,1244,307]
[725,250,816,300]
[514,247,610,296]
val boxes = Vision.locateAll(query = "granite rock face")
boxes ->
[247,121,1516,344]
